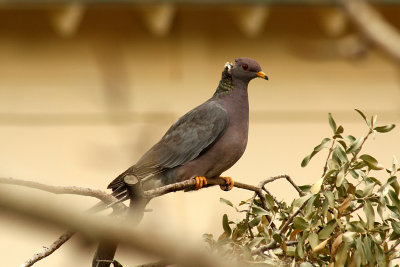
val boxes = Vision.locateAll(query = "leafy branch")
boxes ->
[208,110,398,266]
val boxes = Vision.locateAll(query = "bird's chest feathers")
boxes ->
[219,124,248,158]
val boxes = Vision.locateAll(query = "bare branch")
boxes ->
[339,0,400,64]
[4,174,304,266]
[0,189,235,267]
[143,178,262,199]
[259,174,304,197]
[22,230,75,267]
[1,177,113,205]
[0,177,128,266]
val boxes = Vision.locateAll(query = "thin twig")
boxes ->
[322,139,336,178]
[346,130,373,174]
[134,260,170,267]
[22,230,75,267]
[252,199,309,255]
[262,186,283,210]
[388,239,400,254]
[245,193,257,239]
[342,203,364,216]
[284,175,305,197]
[258,174,304,197]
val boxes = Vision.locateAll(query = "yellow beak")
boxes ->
[256,71,268,80]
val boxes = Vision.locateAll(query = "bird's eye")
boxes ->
[242,64,249,71]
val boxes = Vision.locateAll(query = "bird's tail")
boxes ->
[107,169,133,200]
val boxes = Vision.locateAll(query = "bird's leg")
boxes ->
[218,177,234,191]
[195,176,208,190]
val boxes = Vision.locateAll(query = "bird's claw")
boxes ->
[195,176,208,190]
[218,177,234,191]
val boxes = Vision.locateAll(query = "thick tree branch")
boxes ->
[0,177,125,211]
[339,0,400,64]
[0,188,235,267]
[4,174,303,266]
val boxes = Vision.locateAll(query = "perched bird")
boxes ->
[108,58,268,200]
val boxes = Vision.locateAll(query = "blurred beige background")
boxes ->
[1,3,400,266]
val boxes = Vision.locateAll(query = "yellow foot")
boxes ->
[195,176,208,190]
[218,177,234,191]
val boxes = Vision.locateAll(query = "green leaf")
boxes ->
[377,203,384,222]
[374,124,396,133]
[379,176,397,193]
[251,206,270,216]
[296,230,309,259]
[333,146,348,163]
[318,220,337,239]
[272,232,283,244]
[390,176,400,196]
[293,217,309,230]
[328,113,337,133]
[336,168,345,187]
[311,178,324,194]
[389,189,400,209]
[305,194,318,217]
[342,231,357,243]
[222,214,231,236]
[264,194,275,210]
[360,154,384,170]
[370,115,377,128]
[363,201,375,230]
[322,198,329,218]
[328,158,340,171]
[301,154,312,168]
[349,169,359,179]
[301,137,331,167]
[355,109,369,127]
[247,237,263,248]
[388,205,399,213]
[345,135,356,143]
[334,243,348,267]
[293,193,313,207]
[249,215,262,227]
[347,137,364,154]
[391,221,400,234]
[392,155,398,173]
[308,231,319,250]
[220,198,233,207]
[362,182,375,197]
[366,176,382,186]
[324,191,335,208]
[298,184,312,192]
[355,237,366,263]
[374,243,386,267]
[338,140,347,150]
[354,250,362,267]
[336,125,344,134]
[314,137,332,152]
[363,236,375,265]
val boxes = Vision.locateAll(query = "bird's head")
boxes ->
[225,57,268,83]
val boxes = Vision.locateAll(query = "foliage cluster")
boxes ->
[204,110,399,267]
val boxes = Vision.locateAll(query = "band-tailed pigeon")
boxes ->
[108,58,267,199]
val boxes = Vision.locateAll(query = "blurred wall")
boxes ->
[1,4,400,266]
